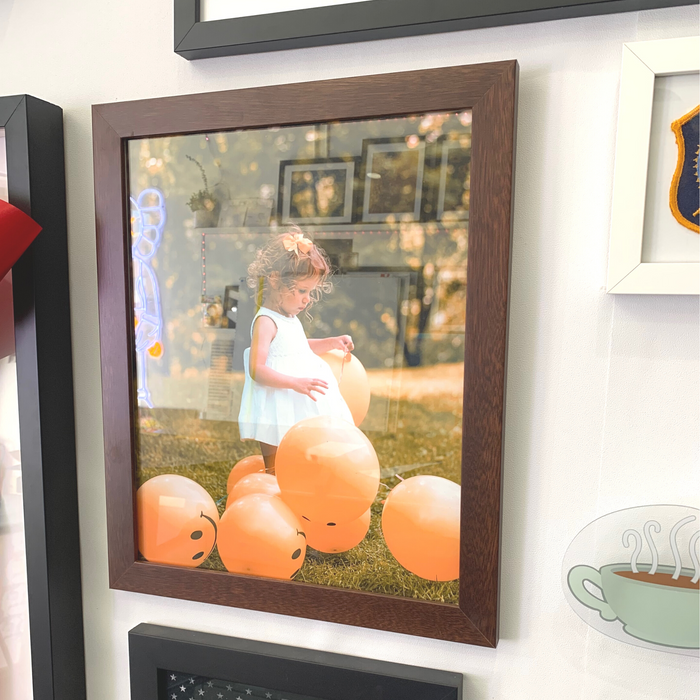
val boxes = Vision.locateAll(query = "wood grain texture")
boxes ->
[92,106,139,584]
[119,561,484,644]
[93,63,518,645]
[93,63,512,137]
[459,62,518,646]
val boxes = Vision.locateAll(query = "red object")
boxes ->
[0,200,42,280]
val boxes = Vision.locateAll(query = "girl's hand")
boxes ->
[292,377,329,401]
[332,335,354,353]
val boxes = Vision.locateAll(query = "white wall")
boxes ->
[1,3,698,698]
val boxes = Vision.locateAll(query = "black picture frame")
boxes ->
[278,157,358,225]
[359,136,426,223]
[174,0,694,60]
[0,95,86,699]
[129,623,463,699]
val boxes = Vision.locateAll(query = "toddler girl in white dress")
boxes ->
[238,229,354,473]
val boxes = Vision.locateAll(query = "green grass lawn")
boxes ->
[137,369,462,605]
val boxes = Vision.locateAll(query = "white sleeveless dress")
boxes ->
[238,307,353,446]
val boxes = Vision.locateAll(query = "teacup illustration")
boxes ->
[568,562,699,648]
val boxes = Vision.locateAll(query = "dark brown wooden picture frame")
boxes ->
[92,61,517,647]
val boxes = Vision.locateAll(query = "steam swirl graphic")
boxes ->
[690,531,700,585]
[644,520,661,575]
[622,529,642,573]
[670,515,697,580]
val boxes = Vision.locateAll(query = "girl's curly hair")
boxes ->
[246,226,333,310]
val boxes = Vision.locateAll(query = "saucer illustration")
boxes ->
[562,504,699,656]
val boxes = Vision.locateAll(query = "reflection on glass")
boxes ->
[160,670,327,700]
[201,0,372,23]
[641,73,700,263]
[0,127,34,698]
[128,111,471,605]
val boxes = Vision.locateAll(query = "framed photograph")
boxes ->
[0,96,85,698]
[174,0,697,60]
[278,158,356,225]
[437,135,472,222]
[92,62,517,646]
[129,623,463,699]
[360,137,425,223]
[607,36,699,295]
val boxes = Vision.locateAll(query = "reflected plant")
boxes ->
[185,155,217,213]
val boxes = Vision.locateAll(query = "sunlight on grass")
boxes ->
[137,365,462,604]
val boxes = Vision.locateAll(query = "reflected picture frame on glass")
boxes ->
[92,61,517,646]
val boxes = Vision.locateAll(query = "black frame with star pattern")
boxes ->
[129,624,462,700]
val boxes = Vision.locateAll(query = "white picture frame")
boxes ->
[607,36,699,295]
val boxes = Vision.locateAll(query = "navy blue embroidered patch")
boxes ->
[670,105,699,233]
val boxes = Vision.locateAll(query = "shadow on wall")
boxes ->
[0,1,14,45]
[497,64,550,643]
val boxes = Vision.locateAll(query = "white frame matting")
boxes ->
[607,36,699,295]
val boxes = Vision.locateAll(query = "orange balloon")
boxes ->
[226,455,265,493]
[305,508,371,553]
[276,415,380,525]
[137,474,219,567]
[381,475,460,581]
[320,350,370,427]
[217,494,306,580]
[226,473,280,509]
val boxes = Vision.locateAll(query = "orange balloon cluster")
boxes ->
[217,493,307,579]
[320,350,371,427]
[382,475,460,581]
[305,509,371,553]
[226,455,265,493]
[226,473,280,510]
[276,415,380,526]
[137,474,219,567]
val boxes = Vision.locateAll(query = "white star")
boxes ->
[199,691,205,697]
[171,674,177,680]
[218,695,224,699]
[265,694,272,699]
[190,678,196,684]
[237,696,243,700]
[246,692,252,696]
[171,695,177,700]
[180,686,186,692]
[226,686,233,692]
[207,681,214,687]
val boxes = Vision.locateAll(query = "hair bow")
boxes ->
[283,232,313,256]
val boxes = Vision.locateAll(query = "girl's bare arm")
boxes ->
[308,335,354,354]
[250,316,328,399]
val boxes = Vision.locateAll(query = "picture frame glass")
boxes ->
[159,669,325,700]
[128,110,473,605]
[641,72,699,262]
[200,0,371,22]
[0,127,35,698]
